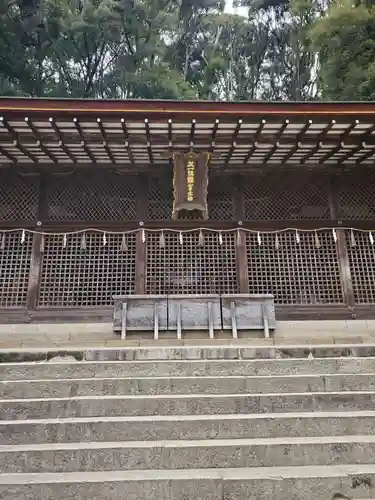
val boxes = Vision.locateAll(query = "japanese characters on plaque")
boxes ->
[172,152,210,220]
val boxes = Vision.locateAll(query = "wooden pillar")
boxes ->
[26,172,48,311]
[233,175,249,293]
[135,173,148,294]
[329,172,355,308]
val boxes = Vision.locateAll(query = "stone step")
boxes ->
[2,391,375,420]
[2,344,375,363]
[1,435,375,473]
[2,372,375,399]
[0,464,374,500]
[2,411,375,445]
[2,357,375,380]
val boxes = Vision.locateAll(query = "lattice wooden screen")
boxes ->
[0,171,39,221]
[246,231,343,304]
[339,169,375,219]
[346,230,375,303]
[243,171,330,220]
[47,172,137,221]
[148,176,173,220]
[38,232,136,307]
[0,231,33,307]
[208,176,235,220]
[145,231,238,294]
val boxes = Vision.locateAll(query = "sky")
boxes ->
[224,0,248,16]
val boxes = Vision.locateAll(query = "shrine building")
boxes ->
[0,97,375,330]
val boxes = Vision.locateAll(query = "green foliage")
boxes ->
[0,0,373,100]
[310,2,375,100]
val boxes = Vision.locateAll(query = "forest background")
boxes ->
[0,0,372,101]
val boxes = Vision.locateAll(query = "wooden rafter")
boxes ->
[300,141,323,164]
[337,141,365,165]
[0,145,16,163]
[263,141,280,164]
[275,119,289,141]
[225,119,242,163]
[49,118,77,163]
[356,144,375,164]
[144,118,153,163]
[189,119,196,147]
[0,117,37,162]
[24,117,58,163]
[121,118,134,164]
[73,117,96,163]
[243,119,266,164]
[97,118,116,164]
[281,119,312,163]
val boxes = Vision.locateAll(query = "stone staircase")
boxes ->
[1,345,375,499]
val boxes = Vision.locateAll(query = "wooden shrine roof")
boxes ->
[1,97,375,170]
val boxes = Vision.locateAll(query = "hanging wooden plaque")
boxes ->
[172,152,210,220]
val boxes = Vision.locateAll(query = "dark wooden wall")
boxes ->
[0,166,375,323]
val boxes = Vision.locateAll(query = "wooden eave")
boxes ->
[1,97,375,169]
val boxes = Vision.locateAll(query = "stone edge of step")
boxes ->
[1,344,375,363]
[1,464,375,484]
[1,434,375,453]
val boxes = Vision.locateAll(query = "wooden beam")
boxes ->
[0,96,374,118]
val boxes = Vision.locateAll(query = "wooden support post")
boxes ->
[233,176,249,293]
[236,228,249,293]
[329,173,355,309]
[26,234,43,311]
[26,172,48,311]
[135,174,148,294]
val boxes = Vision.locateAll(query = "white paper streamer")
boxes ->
[257,232,261,246]
[198,230,204,246]
[159,231,165,248]
[275,233,280,250]
[179,231,183,245]
[21,230,25,244]
[370,232,374,245]
[332,229,337,242]
[295,230,300,244]
[219,231,223,245]
[315,231,321,249]
[121,234,128,251]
